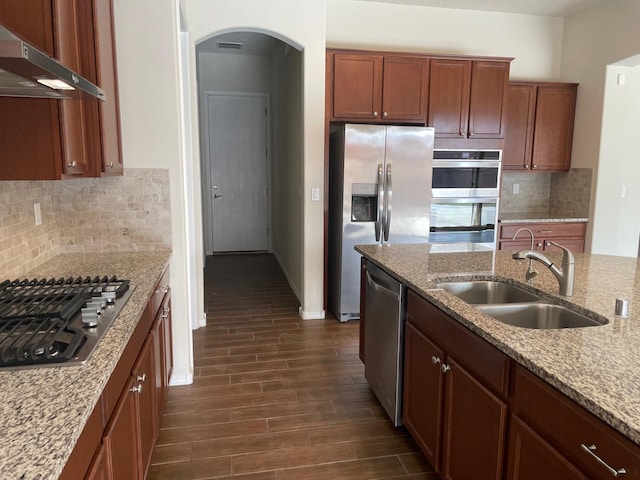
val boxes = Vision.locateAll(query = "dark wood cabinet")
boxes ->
[0,0,122,180]
[510,365,640,479]
[404,290,510,479]
[507,415,588,480]
[84,443,111,480]
[104,376,140,480]
[428,58,509,140]
[359,257,366,362]
[61,266,171,480]
[328,51,429,123]
[403,321,445,469]
[503,82,578,172]
[498,222,586,253]
[133,334,158,480]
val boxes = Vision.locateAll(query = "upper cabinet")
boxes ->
[326,49,512,149]
[327,51,429,123]
[503,82,578,172]
[0,0,122,180]
[428,59,510,141]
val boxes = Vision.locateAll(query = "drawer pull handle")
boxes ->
[538,230,552,234]
[130,385,143,394]
[580,444,627,476]
[137,373,147,382]
[431,356,441,365]
[441,364,451,374]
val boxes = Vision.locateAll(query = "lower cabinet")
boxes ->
[507,415,587,480]
[498,222,586,253]
[403,290,509,479]
[401,287,640,480]
[60,266,172,480]
[104,377,140,480]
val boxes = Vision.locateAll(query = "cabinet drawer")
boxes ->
[151,267,170,317]
[500,222,586,240]
[511,365,640,479]
[407,290,510,396]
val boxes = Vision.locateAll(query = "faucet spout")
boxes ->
[511,242,575,296]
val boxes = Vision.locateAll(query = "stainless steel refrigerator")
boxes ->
[328,124,435,321]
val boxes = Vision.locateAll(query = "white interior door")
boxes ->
[207,94,269,252]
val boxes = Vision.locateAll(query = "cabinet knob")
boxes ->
[468,130,474,137]
[373,111,378,117]
[533,164,538,169]
[68,161,77,169]
[441,364,451,374]
[130,385,143,394]
[137,373,147,382]
[431,356,441,365]
[106,162,114,168]
[524,164,529,169]
[383,111,388,117]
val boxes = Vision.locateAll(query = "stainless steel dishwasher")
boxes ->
[363,261,405,426]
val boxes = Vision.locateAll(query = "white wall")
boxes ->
[326,0,565,79]
[113,0,197,384]
[271,47,304,296]
[590,65,640,256]
[186,0,327,318]
[561,0,640,254]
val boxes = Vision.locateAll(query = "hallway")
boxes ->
[149,253,434,479]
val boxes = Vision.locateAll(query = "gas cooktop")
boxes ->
[0,276,134,370]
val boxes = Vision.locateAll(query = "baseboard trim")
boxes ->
[169,369,194,386]
[298,306,325,320]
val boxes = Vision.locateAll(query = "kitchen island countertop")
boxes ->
[355,243,640,445]
[0,250,171,480]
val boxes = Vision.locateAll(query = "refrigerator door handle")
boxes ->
[383,163,392,241]
[375,163,384,242]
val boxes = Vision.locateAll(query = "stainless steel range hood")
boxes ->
[0,24,105,101]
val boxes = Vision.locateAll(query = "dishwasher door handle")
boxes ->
[366,269,401,300]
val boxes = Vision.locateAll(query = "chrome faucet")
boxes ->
[512,241,575,296]
[511,228,538,283]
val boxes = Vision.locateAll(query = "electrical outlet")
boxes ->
[512,184,520,195]
[311,188,320,202]
[33,203,42,226]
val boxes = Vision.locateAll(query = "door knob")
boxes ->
[214,194,223,198]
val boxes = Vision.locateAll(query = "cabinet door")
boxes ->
[403,322,445,470]
[543,238,584,253]
[0,2,64,180]
[503,84,536,170]
[468,61,510,138]
[441,357,508,480]
[332,53,383,120]
[428,59,471,138]
[133,334,157,480]
[507,415,588,480]
[531,84,577,172]
[104,377,140,480]
[381,56,429,122]
[89,0,123,176]
[84,443,112,480]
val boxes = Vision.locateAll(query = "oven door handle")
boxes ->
[383,163,392,242]
[375,164,383,242]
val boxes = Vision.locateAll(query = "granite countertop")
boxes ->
[0,251,171,480]
[499,212,589,223]
[355,243,640,445]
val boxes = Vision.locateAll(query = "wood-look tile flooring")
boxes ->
[150,253,436,480]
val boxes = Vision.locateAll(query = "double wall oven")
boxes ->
[429,149,501,247]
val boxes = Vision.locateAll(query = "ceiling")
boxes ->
[197,0,608,55]
[357,0,608,17]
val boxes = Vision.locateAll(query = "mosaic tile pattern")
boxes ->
[356,243,640,446]
[0,169,171,279]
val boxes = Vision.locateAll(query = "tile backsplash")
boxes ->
[0,168,171,278]
[500,168,592,218]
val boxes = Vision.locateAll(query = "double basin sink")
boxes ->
[436,280,608,329]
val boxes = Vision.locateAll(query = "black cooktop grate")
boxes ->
[0,275,130,368]
[0,276,129,320]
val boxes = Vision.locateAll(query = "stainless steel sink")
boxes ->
[436,280,541,305]
[476,303,608,329]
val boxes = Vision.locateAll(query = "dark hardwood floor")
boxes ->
[149,253,435,480]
